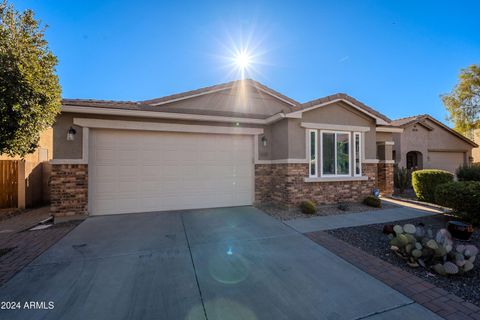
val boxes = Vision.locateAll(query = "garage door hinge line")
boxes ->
[181,214,209,320]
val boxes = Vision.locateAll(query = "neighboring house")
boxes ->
[0,128,52,209]
[50,79,401,216]
[390,115,477,174]
[473,129,480,163]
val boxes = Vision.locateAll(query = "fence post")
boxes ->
[17,160,26,209]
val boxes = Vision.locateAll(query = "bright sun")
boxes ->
[234,51,252,70]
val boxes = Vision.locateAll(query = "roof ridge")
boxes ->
[141,79,300,107]
[62,98,139,105]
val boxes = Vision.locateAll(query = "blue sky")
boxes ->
[11,0,480,122]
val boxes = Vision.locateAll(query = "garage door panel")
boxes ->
[428,151,464,174]
[89,129,254,215]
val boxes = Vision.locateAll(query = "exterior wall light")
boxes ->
[261,136,268,147]
[67,127,77,141]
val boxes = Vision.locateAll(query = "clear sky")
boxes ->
[11,0,480,122]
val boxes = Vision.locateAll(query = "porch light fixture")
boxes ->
[67,127,77,141]
[261,135,268,147]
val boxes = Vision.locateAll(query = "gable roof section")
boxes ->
[287,93,391,125]
[392,114,478,147]
[141,79,300,108]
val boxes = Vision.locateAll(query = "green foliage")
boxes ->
[435,181,480,224]
[0,1,61,157]
[394,166,411,193]
[363,195,381,208]
[411,169,454,202]
[441,64,480,137]
[456,164,480,181]
[300,200,316,215]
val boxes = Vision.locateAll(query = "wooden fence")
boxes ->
[0,160,19,208]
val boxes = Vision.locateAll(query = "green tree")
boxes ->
[441,64,480,137]
[0,1,61,157]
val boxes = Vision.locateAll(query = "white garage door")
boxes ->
[428,151,465,174]
[89,129,254,215]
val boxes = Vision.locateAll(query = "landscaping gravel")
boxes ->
[327,214,480,307]
[257,201,398,221]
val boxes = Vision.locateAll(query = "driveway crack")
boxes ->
[181,214,208,320]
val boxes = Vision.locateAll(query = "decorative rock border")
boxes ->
[306,231,480,320]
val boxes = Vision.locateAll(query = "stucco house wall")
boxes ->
[50,80,395,216]
[392,117,475,173]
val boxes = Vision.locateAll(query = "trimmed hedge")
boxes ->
[435,181,480,224]
[363,196,381,208]
[300,200,316,215]
[456,164,480,181]
[412,169,454,203]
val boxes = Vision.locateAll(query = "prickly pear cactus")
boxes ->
[385,223,477,276]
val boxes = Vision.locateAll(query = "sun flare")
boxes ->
[234,51,252,70]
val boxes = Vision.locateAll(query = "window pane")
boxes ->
[336,133,349,175]
[322,133,335,175]
[310,131,316,176]
[355,133,361,175]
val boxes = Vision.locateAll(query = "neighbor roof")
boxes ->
[391,114,478,147]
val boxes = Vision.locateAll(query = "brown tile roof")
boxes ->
[293,93,391,123]
[392,114,478,147]
[141,79,301,108]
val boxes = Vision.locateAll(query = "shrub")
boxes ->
[456,164,480,181]
[435,181,480,224]
[363,196,381,208]
[394,167,411,193]
[411,169,453,203]
[300,200,316,215]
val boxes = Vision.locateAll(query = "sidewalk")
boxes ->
[0,206,51,234]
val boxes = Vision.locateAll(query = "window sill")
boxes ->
[304,176,369,183]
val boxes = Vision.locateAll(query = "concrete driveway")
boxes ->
[0,206,441,320]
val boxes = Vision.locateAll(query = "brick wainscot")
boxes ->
[377,162,394,196]
[255,163,378,206]
[50,164,88,216]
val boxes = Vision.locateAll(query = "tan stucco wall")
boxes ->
[392,119,474,169]
[472,129,480,163]
[300,102,377,159]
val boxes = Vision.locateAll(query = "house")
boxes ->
[390,115,478,174]
[50,79,401,216]
[0,128,52,209]
[473,129,480,163]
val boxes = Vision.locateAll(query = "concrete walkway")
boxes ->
[0,206,51,234]
[284,206,437,233]
[0,206,442,320]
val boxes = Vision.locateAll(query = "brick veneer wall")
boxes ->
[50,164,88,216]
[377,162,394,196]
[255,163,377,206]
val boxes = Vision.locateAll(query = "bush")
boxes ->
[456,164,480,181]
[300,200,316,215]
[363,196,381,208]
[411,169,454,203]
[394,167,411,193]
[435,181,480,224]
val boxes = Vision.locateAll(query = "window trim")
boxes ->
[320,130,352,177]
[353,132,362,177]
[308,129,318,177]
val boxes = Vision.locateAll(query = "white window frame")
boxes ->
[308,129,318,177]
[353,132,362,176]
[320,130,352,177]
